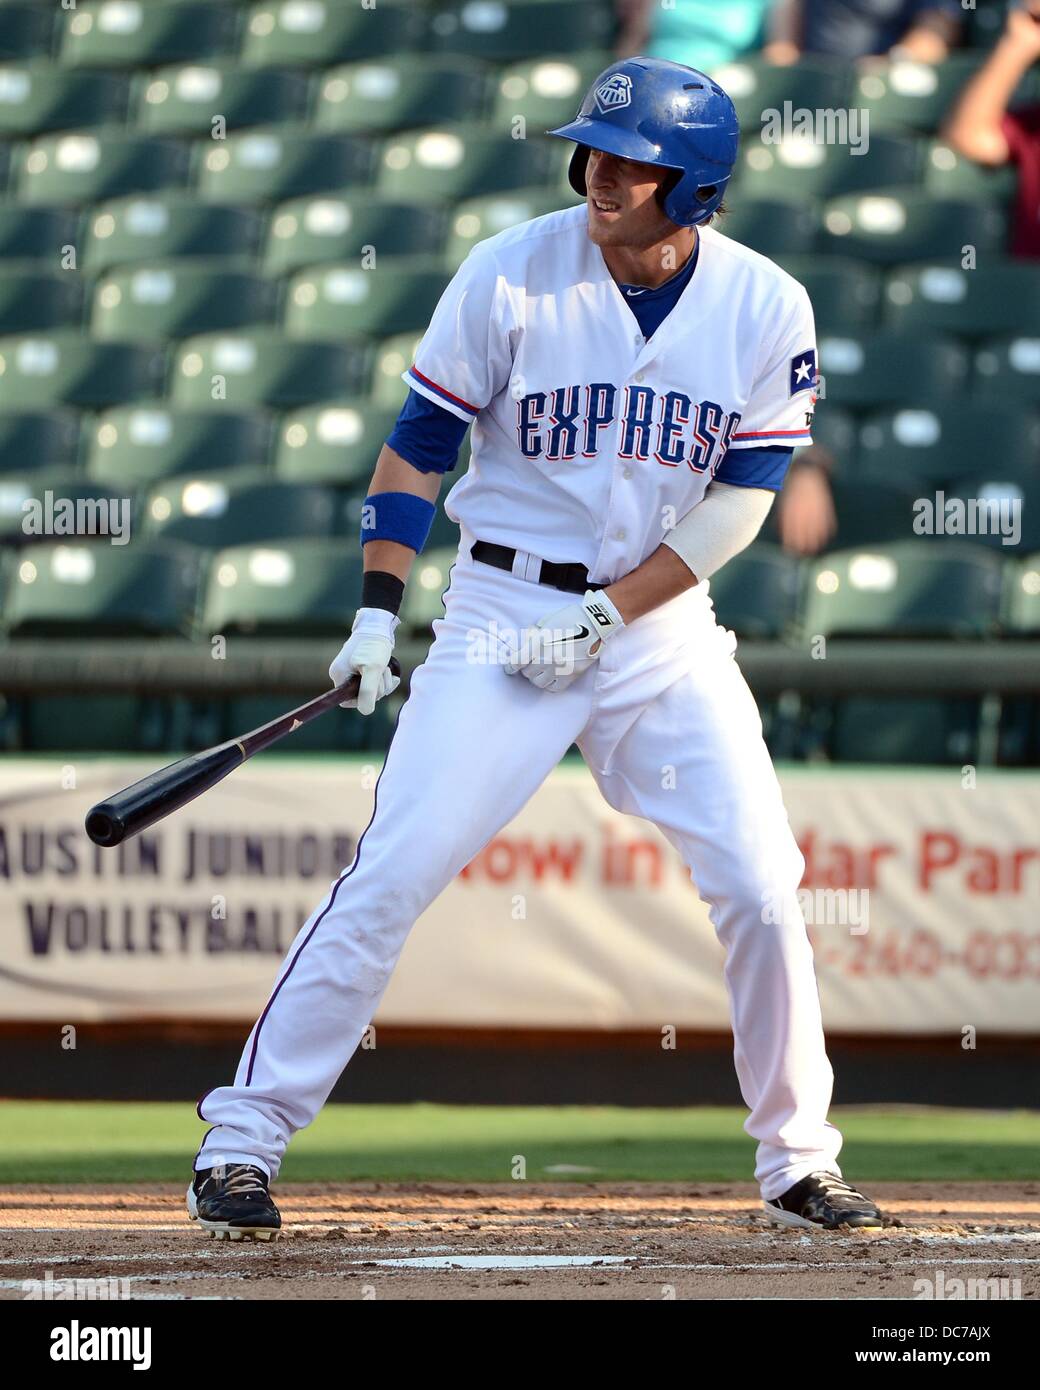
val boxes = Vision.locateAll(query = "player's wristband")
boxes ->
[360,569,405,616]
[360,491,436,553]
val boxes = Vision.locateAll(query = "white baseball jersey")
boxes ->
[403,205,817,582]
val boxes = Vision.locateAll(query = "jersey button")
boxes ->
[615,528,626,541]
[634,372,645,384]
[622,467,633,479]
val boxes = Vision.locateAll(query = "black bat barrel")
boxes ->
[84,743,246,847]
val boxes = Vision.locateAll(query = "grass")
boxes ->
[1,1102,1039,1184]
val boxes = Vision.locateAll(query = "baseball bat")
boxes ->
[84,658,401,848]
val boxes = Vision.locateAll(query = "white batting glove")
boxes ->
[329,607,401,715]
[504,589,625,692]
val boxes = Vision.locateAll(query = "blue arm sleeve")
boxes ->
[386,388,470,475]
[713,446,794,492]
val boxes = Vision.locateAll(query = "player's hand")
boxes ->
[503,589,624,692]
[329,607,401,715]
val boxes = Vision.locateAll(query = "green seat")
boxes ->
[826,697,980,765]
[431,0,613,61]
[947,475,1040,553]
[776,255,880,333]
[0,266,83,332]
[426,498,461,550]
[445,188,569,268]
[241,0,425,67]
[16,130,190,205]
[706,544,801,640]
[273,401,397,485]
[59,1,238,67]
[86,404,273,487]
[923,139,1017,202]
[378,123,554,204]
[0,203,77,261]
[737,131,921,202]
[264,194,444,277]
[316,56,489,134]
[136,63,309,135]
[0,5,54,60]
[90,263,275,341]
[0,408,82,469]
[858,404,1040,488]
[0,331,164,408]
[974,336,1040,405]
[805,541,1004,640]
[284,257,450,340]
[1008,554,1040,634]
[719,198,818,258]
[144,468,337,546]
[369,331,421,408]
[853,53,984,133]
[710,56,852,135]
[3,536,199,635]
[493,53,612,130]
[800,404,856,464]
[0,468,133,543]
[195,127,372,204]
[822,191,1006,265]
[0,62,130,133]
[201,537,363,636]
[818,330,968,408]
[885,261,1040,338]
[814,477,919,548]
[400,545,457,636]
[171,330,370,408]
[84,195,262,273]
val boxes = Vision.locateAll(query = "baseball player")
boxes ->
[189,58,888,1239]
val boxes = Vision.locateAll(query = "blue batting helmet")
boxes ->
[548,57,740,228]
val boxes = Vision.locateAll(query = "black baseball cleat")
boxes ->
[187,1163,281,1241]
[765,1171,889,1231]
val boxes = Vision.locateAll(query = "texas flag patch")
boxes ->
[789,349,818,396]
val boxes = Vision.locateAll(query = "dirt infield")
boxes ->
[1,1183,1038,1300]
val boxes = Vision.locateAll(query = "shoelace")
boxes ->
[214,1165,268,1198]
[809,1172,870,1207]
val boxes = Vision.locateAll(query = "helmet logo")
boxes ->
[594,73,632,113]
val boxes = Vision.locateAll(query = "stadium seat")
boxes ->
[400,545,456,636]
[369,331,421,408]
[283,258,450,339]
[947,475,1040,554]
[736,131,921,202]
[710,56,852,135]
[263,194,445,276]
[58,2,239,68]
[377,124,555,204]
[426,497,462,550]
[446,189,567,268]
[800,404,857,464]
[974,336,1040,405]
[820,192,1007,265]
[90,263,276,341]
[84,196,263,273]
[195,127,372,204]
[171,331,371,407]
[705,544,802,640]
[0,5,54,61]
[1008,555,1040,634]
[923,140,1017,202]
[0,408,82,470]
[0,468,135,543]
[818,331,968,408]
[886,261,1040,338]
[430,0,614,62]
[273,401,398,484]
[825,696,980,765]
[493,53,612,131]
[857,403,1040,488]
[719,198,818,258]
[240,0,424,67]
[86,404,274,486]
[0,266,83,332]
[136,64,309,135]
[0,332,164,408]
[0,63,130,134]
[804,541,1005,640]
[3,536,200,634]
[777,256,881,332]
[200,537,363,636]
[16,130,190,204]
[853,53,984,132]
[143,468,338,546]
[0,204,78,261]
[316,56,490,134]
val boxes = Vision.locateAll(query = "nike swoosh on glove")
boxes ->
[503,589,624,692]
[329,607,402,715]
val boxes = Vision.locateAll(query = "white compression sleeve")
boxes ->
[663,481,775,582]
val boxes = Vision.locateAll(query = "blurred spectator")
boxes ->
[617,0,778,68]
[776,450,837,555]
[763,0,963,65]
[943,1,1040,259]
